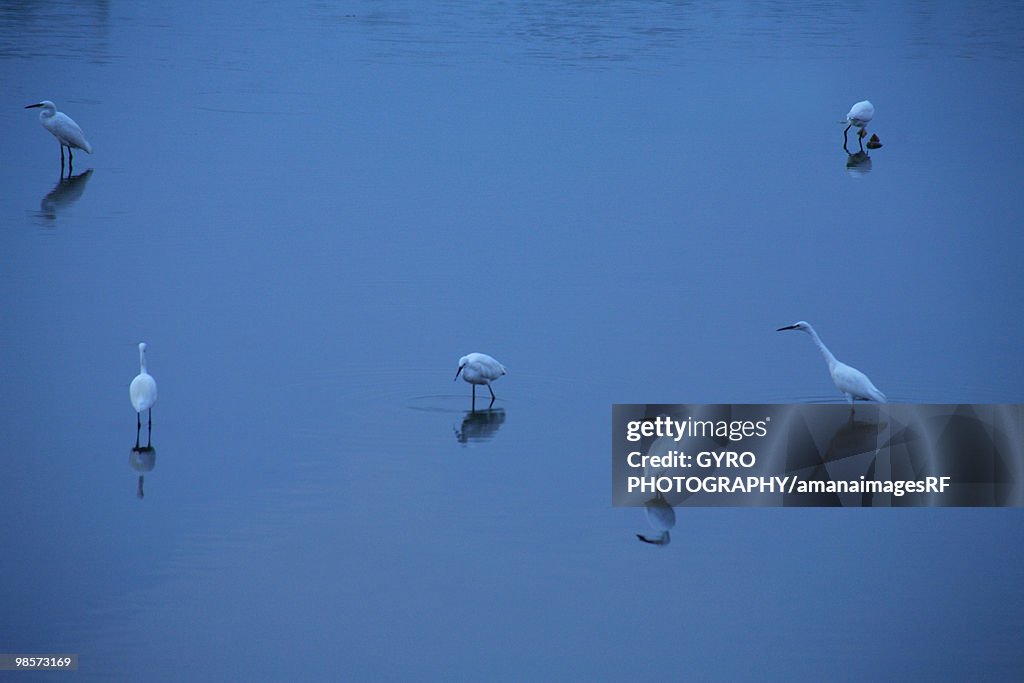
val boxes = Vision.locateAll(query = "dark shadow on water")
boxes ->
[129,445,156,500]
[455,407,506,444]
[35,168,93,222]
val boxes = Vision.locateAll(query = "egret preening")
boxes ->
[843,100,874,151]
[130,342,158,448]
[25,100,92,175]
[454,352,506,410]
[776,321,887,404]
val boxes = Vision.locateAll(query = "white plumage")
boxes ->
[130,343,158,445]
[454,352,506,406]
[777,321,886,404]
[25,100,92,170]
[843,100,874,150]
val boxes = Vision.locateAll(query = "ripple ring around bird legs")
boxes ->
[454,352,506,412]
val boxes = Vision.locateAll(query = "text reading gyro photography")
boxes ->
[611,404,1024,507]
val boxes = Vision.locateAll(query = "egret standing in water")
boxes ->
[130,343,158,448]
[24,100,92,175]
[843,100,874,152]
[454,353,506,410]
[777,321,887,404]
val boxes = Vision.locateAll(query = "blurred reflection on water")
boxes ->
[636,492,675,545]
[844,149,873,175]
[455,407,506,444]
[36,169,93,221]
[129,446,156,499]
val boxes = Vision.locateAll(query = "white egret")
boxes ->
[130,342,158,447]
[776,321,887,404]
[24,100,92,172]
[454,352,506,408]
[843,100,874,151]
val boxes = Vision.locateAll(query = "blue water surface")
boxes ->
[1,1,1022,680]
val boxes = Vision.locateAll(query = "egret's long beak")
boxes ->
[24,103,43,109]
[776,325,798,332]
[453,366,463,381]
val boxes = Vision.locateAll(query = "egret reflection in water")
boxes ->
[636,492,675,546]
[780,405,887,506]
[845,149,872,175]
[825,413,888,462]
[843,122,881,175]
[129,445,156,499]
[454,407,506,443]
[817,413,889,506]
[37,169,93,221]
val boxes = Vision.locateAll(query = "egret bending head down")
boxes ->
[130,342,158,447]
[24,100,92,173]
[454,352,506,408]
[843,100,874,151]
[776,321,886,404]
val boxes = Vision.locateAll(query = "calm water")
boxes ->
[2,1,1023,680]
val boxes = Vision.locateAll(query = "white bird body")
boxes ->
[25,100,91,172]
[132,344,157,413]
[843,100,874,151]
[777,321,886,403]
[846,100,874,130]
[454,352,506,406]
[130,370,157,412]
[130,342,158,436]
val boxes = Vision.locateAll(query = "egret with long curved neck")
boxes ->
[25,100,92,174]
[777,321,886,403]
